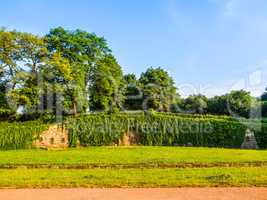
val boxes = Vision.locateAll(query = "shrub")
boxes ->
[0,121,49,150]
[0,108,15,120]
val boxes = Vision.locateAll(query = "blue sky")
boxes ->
[1,0,267,97]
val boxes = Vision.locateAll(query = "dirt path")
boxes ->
[0,188,266,200]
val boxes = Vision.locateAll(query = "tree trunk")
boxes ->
[72,98,78,116]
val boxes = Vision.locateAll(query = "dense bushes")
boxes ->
[1,112,266,150]
[0,108,15,120]
[67,114,129,147]
[67,112,253,148]
[0,121,48,150]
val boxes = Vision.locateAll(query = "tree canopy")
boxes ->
[139,67,177,111]
[0,27,266,120]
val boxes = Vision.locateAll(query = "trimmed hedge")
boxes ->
[67,112,256,148]
[0,121,48,150]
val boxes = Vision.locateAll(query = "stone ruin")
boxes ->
[119,131,140,146]
[241,129,259,149]
[34,124,68,149]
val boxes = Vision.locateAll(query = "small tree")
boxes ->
[139,67,177,111]
[181,94,208,114]
[123,73,143,110]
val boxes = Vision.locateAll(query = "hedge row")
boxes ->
[0,121,48,150]
[67,112,258,148]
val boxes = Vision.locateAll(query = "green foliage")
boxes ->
[0,108,15,120]
[44,27,111,115]
[0,121,48,150]
[0,30,48,113]
[180,94,208,114]
[1,27,113,117]
[261,87,267,101]
[90,55,124,112]
[207,95,229,115]
[253,123,267,149]
[67,112,254,148]
[139,67,178,111]
[123,74,143,110]
[67,114,128,146]
[0,27,265,122]
[206,90,253,118]
[227,90,252,118]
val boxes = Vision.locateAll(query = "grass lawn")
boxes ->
[1,147,267,188]
[0,146,267,168]
[1,167,267,188]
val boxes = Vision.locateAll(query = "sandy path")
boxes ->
[0,188,266,200]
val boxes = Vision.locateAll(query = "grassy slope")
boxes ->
[0,147,267,167]
[1,147,267,188]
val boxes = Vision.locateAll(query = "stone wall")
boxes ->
[34,124,68,149]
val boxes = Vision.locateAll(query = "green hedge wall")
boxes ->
[0,121,48,150]
[67,112,257,148]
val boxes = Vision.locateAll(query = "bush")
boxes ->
[0,108,15,120]
[0,121,49,150]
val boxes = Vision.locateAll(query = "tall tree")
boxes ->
[16,32,48,112]
[90,54,124,112]
[0,29,20,90]
[139,67,177,111]
[45,27,110,115]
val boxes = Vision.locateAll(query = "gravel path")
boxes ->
[0,188,266,200]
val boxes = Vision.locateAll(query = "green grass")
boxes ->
[0,167,267,188]
[1,147,267,188]
[0,147,267,168]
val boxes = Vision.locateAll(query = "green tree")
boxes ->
[90,55,124,112]
[181,94,208,114]
[261,87,267,101]
[139,67,177,111]
[0,30,49,114]
[123,73,142,110]
[207,95,228,115]
[227,90,252,118]
[0,29,21,93]
[16,32,48,112]
[45,27,110,115]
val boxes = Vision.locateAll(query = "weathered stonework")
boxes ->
[34,124,68,149]
[241,129,259,149]
[119,131,140,146]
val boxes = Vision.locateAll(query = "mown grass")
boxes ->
[1,147,267,188]
[1,167,267,188]
[0,147,267,168]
